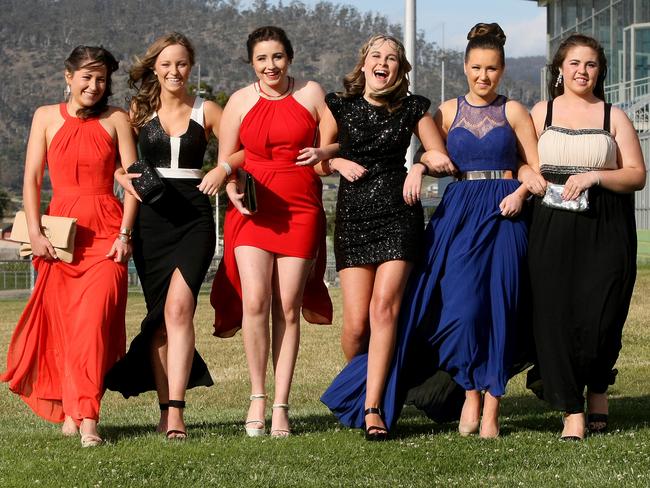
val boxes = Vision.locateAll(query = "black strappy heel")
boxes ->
[166,400,187,440]
[364,407,389,441]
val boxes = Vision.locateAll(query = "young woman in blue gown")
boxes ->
[322,23,545,438]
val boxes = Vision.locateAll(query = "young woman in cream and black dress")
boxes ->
[106,32,227,439]
[528,34,646,440]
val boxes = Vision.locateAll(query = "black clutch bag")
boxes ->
[127,158,165,204]
[238,170,258,214]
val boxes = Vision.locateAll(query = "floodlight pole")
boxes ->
[405,0,416,168]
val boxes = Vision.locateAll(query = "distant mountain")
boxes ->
[0,0,544,191]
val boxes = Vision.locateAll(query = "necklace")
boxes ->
[256,76,294,99]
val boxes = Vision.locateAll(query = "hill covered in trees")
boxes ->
[0,0,544,191]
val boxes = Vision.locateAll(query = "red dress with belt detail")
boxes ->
[211,95,332,337]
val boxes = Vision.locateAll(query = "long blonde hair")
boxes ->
[339,34,411,112]
[129,32,195,128]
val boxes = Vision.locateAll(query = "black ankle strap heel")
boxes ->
[364,407,389,441]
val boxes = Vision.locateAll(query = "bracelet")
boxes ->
[217,161,232,176]
[120,227,132,237]
[413,161,429,176]
[117,233,130,243]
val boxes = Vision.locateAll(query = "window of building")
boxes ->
[562,0,578,30]
[578,0,593,21]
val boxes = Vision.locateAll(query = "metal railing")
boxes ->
[0,259,32,290]
[605,76,650,107]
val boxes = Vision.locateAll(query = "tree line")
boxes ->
[0,0,544,193]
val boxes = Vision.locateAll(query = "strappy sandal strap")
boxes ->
[168,400,186,409]
[366,425,388,434]
[272,403,289,410]
[166,429,187,440]
[250,393,267,401]
[364,407,383,416]
[159,403,169,411]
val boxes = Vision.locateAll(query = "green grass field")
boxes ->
[0,270,649,487]
[638,230,650,265]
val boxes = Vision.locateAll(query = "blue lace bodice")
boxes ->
[446,95,517,172]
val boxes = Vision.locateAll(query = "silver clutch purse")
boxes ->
[541,183,589,212]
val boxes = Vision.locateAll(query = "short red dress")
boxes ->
[211,95,332,337]
[1,104,127,423]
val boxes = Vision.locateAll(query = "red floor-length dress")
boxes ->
[211,95,332,337]
[1,103,127,423]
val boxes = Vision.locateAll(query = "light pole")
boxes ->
[440,22,445,105]
[404,0,416,168]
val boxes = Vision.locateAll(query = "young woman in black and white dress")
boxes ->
[107,32,231,439]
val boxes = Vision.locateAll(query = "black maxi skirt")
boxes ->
[528,187,637,412]
[105,179,215,398]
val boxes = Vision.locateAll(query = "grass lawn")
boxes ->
[0,270,649,487]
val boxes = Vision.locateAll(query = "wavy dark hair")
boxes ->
[339,34,411,112]
[129,32,195,128]
[64,46,119,119]
[246,26,294,63]
[464,23,506,66]
[548,33,607,101]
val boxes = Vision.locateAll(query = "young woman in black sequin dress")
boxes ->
[313,34,453,439]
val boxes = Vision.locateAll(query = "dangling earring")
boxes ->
[554,72,563,88]
[64,84,71,99]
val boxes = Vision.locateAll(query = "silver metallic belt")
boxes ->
[458,170,510,181]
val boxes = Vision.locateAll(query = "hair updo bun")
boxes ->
[465,22,506,64]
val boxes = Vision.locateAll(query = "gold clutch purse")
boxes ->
[10,211,78,263]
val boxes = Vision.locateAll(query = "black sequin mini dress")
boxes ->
[327,93,430,271]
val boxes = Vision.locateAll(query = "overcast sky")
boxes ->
[242,0,547,58]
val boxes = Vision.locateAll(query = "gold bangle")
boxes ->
[120,227,132,236]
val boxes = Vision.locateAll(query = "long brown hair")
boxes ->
[129,32,195,128]
[64,45,119,119]
[548,33,608,101]
[339,34,411,112]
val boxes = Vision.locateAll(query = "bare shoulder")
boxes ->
[203,99,224,117]
[33,103,61,122]
[505,99,533,128]
[530,100,547,118]
[529,100,549,132]
[223,84,260,123]
[294,79,325,97]
[228,84,255,103]
[609,105,636,136]
[437,98,457,121]
[505,99,528,116]
[610,105,632,125]
[105,106,129,121]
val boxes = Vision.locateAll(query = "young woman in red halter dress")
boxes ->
[210,26,332,437]
[1,46,138,447]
